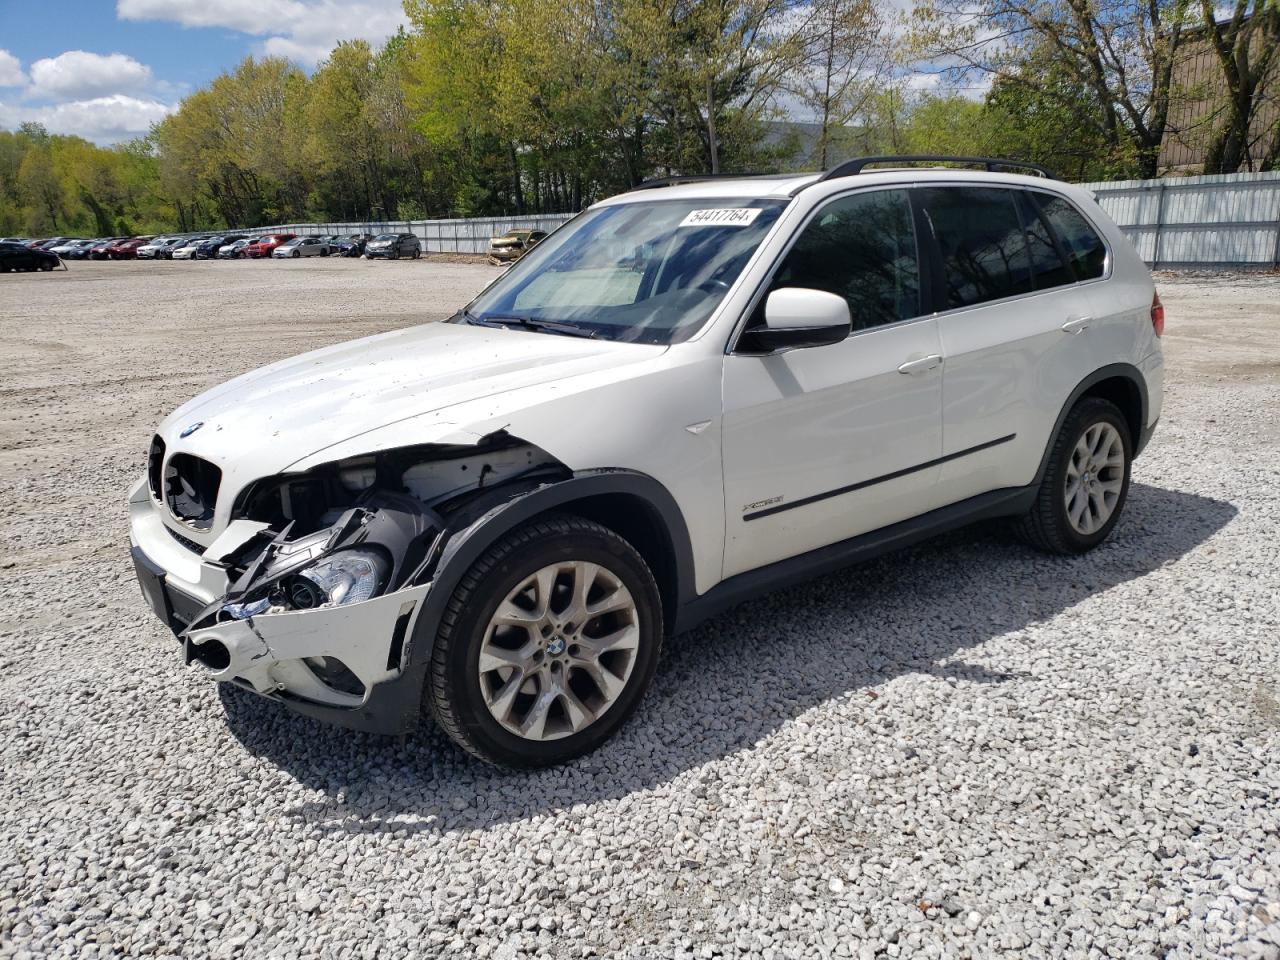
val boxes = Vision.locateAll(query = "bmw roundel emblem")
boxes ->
[180,421,204,438]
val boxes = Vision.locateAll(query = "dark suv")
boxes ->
[196,235,247,259]
[364,233,422,260]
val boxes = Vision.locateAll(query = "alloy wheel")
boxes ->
[1064,421,1125,535]
[478,560,640,741]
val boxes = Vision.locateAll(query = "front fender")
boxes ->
[408,469,697,657]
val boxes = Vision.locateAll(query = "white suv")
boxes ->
[129,157,1164,767]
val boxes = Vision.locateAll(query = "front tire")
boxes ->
[1016,397,1132,554]
[426,516,663,768]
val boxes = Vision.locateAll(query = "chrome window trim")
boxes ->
[726,179,1115,354]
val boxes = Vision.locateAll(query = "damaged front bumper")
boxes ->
[128,477,434,734]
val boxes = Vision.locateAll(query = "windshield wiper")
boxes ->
[469,315,599,340]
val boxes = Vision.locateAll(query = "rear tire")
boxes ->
[1015,397,1132,554]
[426,515,663,768]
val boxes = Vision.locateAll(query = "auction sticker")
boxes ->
[678,208,762,228]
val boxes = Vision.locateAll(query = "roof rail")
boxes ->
[808,155,1057,190]
[629,172,793,191]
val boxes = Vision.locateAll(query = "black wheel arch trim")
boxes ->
[1034,363,1149,485]
[286,470,698,736]
[420,468,699,633]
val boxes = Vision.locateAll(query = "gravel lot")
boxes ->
[1,261,1277,959]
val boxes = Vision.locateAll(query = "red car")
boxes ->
[107,236,154,260]
[245,233,296,258]
[88,238,122,260]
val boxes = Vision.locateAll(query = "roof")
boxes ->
[595,168,1074,207]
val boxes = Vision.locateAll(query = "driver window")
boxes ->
[769,189,920,332]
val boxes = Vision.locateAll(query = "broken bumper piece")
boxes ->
[128,476,439,732]
[183,582,430,707]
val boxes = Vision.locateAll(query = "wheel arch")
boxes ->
[1034,363,1148,485]
[403,470,696,673]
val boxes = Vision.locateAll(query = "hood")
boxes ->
[158,321,665,482]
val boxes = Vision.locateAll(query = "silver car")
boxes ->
[272,237,332,259]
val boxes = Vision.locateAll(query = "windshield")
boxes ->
[373,234,397,241]
[464,197,786,345]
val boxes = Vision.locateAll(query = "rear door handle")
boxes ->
[897,354,943,375]
[1061,316,1092,335]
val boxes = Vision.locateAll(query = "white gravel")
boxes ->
[1,263,1278,959]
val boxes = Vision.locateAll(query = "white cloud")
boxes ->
[0,50,25,88]
[27,51,153,100]
[117,0,307,34]
[0,95,174,144]
[117,0,408,66]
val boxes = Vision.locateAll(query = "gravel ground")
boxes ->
[1,261,1277,959]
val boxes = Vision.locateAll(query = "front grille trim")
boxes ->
[165,525,205,555]
[164,453,222,530]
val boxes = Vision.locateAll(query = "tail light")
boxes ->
[1150,291,1165,337]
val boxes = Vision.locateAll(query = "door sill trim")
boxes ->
[676,485,1036,634]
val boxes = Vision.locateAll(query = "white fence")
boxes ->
[1085,171,1280,271]
[254,214,574,255]
[256,170,1280,269]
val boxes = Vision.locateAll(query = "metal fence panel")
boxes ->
[1083,171,1280,270]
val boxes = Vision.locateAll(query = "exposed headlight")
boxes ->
[289,549,387,608]
[223,549,388,620]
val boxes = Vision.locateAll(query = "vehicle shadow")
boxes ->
[219,480,1236,834]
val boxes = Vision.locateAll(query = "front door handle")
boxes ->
[1061,315,1092,335]
[897,354,943,375]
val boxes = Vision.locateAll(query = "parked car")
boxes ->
[88,238,123,260]
[245,233,296,258]
[129,156,1163,768]
[0,241,63,272]
[170,238,211,260]
[138,235,179,257]
[47,239,86,256]
[272,236,332,258]
[32,237,72,250]
[51,239,98,258]
[488,228,549,263]
[196,235,247,259]
[137,237,181,259]
[364,233,421,259]
[218,237,259,259]
[108,237,154,260]
[337,234,374,257]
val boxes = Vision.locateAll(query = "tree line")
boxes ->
[2,0,1276,236]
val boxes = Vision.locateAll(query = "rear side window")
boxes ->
[769,188,920,331]
[1032,194,1107,280]
[1017,192,1075,290]
[920,187,1032,309]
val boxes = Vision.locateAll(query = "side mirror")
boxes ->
[738,288,851,353]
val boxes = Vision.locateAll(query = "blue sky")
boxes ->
[0,0,409,143]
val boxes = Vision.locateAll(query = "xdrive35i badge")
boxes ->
[179,421,204,438]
